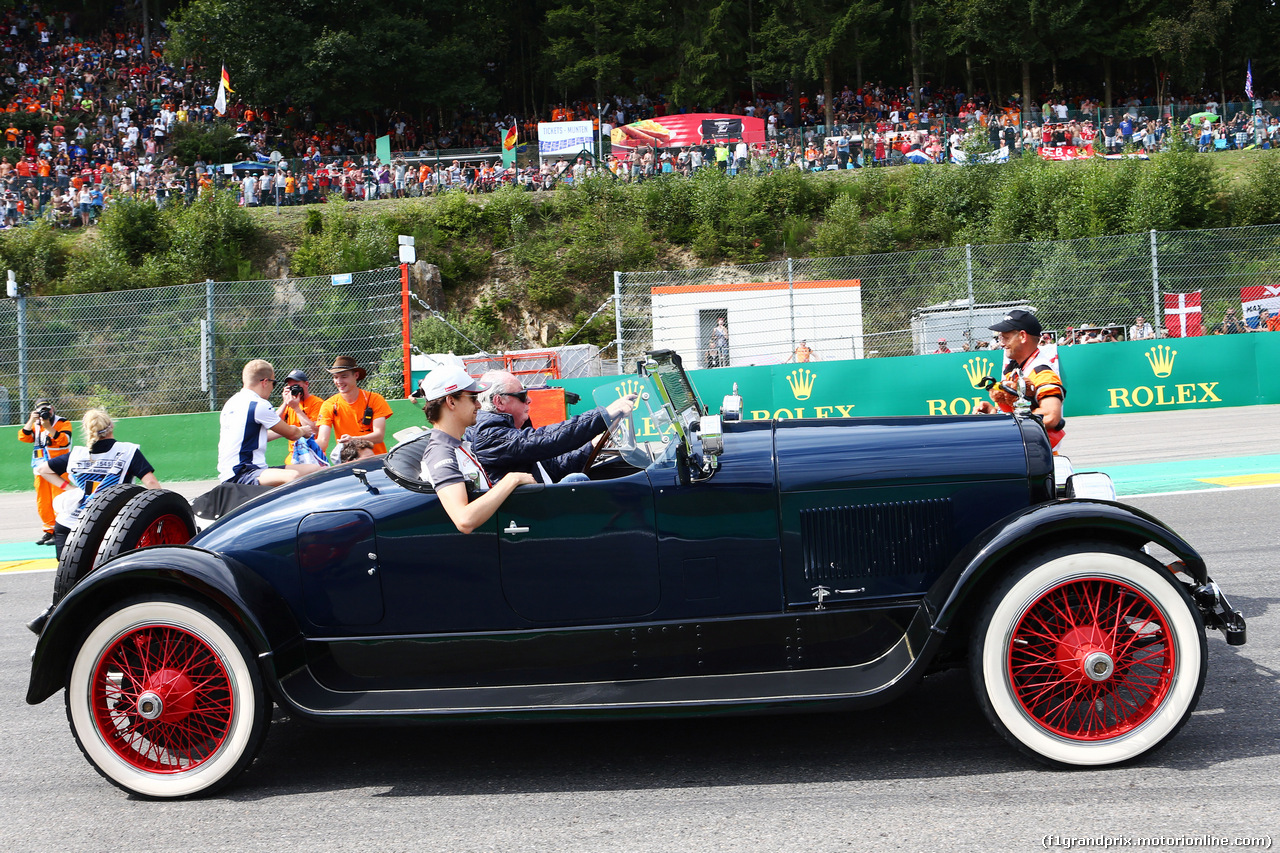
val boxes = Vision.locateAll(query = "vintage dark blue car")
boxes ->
[26,350,1246,798]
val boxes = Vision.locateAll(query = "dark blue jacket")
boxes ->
[465,408,609,483]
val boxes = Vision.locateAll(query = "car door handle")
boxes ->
[504,521,530,535]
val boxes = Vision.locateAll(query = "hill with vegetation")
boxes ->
[3,146,1279,354]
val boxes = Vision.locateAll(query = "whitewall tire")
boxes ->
[971,544,1206,767]
[65,595,271,798]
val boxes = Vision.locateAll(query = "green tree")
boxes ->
[542,0,666,104]
[166,0,501,124]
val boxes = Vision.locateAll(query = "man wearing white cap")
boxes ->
[417,365,534,534]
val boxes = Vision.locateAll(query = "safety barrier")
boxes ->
[559,333,1280,421]
[4,334,1276,492]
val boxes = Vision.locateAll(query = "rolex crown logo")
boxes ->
[786,368,816,401]
[1145,345,1176,378]
[963,357,995,390]
[615,378,644,399]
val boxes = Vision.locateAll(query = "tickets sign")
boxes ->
[537,121,595,158]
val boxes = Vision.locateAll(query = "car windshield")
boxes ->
[645,349,703,436]
[592,377,677,469]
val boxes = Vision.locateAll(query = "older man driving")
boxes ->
[467,370,638,483]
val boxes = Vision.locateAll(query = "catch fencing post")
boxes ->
[400,263,412,398]
[1150,230,1160,333]
[965,244,975,336]
[205,279,216,411]
[16,289,27,415]
[613,271,624,375]
[788,257,796,353]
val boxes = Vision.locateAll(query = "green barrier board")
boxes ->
[1,398,426,492]
[560,335,1271,419]
[5,335,1276,492]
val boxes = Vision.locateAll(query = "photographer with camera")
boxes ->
[19,399,73,545]
[316,356,393,458]
[276,368,326,467]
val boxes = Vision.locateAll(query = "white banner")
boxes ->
[537,121,595,158]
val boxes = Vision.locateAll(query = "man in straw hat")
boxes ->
[316,355,393,457]
[417,365,533,534]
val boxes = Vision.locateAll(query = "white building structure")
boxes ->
[650,279,864,367]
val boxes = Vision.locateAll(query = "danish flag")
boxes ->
[1163,291,1202,338]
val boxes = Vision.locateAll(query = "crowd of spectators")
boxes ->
[4,4,1280,228]
[941,306,1280,354]
[0,5,221,226]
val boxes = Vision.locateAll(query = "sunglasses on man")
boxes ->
[497,390,529,403]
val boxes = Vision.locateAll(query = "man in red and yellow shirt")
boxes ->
[317,356,393,456]
[977,309,1065,449]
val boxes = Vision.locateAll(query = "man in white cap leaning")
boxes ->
[417,365,534,534]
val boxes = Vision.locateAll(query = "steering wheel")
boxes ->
[581,428,615,473]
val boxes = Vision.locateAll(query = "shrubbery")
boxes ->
[8,149,1280,352]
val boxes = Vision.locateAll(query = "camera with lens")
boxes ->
[289,384,305,398]
[36,406,53,421]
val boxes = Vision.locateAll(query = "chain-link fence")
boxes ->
[613,224,1280,370]
[0,266,404,426]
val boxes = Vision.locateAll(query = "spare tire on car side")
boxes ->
[52,482,145,605]
[94,489,197,571]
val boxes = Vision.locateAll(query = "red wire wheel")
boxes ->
[971,545,1206,767]
[1006,577,1175,741]
[90,623,234,774]
[67,596,272,798]
[92,489,198,575]
[135,513,194,548]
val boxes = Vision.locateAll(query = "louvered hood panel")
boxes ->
[800,499,953,584]
[773,416,1034,605]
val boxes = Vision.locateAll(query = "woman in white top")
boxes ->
[78,183,92,227]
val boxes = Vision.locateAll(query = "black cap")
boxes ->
[989,309,1043,336]
[285,369,309,382]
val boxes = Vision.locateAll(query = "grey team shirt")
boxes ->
[421,429,491,492]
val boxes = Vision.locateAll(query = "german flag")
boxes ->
[501,125,518,166]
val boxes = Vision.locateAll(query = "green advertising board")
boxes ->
[559,335,1276,420]
[4,336,1275,492]
[0,398,427,493]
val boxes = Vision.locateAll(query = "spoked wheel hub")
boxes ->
[1009,577,1176,741]
[134,668,196,722]
[91,625,234,773]
[1054,625,1117,684]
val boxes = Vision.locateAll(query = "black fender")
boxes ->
[27,544,304,705]
[925,498,1208,635]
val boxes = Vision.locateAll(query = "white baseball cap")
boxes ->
[415,365,488,402]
